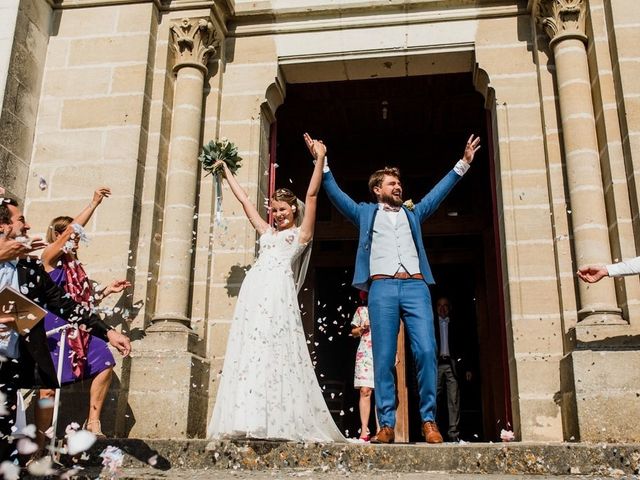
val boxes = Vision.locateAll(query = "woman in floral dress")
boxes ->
[351,291,376,441]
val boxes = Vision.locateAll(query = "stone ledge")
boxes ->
[67,439,640,476]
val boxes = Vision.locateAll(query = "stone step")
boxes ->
[56,469,636,480]
[55,439,640,477]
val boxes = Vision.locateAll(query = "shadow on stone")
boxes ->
[225,264,251,298]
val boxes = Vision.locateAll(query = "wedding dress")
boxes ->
[207,227,344,442]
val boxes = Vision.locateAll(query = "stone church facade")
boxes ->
[0,0,639,442]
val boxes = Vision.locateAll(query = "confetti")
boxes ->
[67,430,97,455]
[500,429,515,442]
[0,461,19,480]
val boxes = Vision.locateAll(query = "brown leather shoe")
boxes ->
[371,426,395,444]
[422,421,443,443]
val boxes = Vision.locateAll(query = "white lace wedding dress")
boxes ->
[207,227,345,442]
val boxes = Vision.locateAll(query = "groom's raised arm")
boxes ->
[413,170,463,222]
[323,169,360,225]
[414,134,481,222]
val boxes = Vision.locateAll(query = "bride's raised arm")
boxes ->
[214,160,270,235]
[298,133,327,244]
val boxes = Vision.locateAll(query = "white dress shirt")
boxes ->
[0,260,21,358]
[606,256,640,277]
[438,316,450,357]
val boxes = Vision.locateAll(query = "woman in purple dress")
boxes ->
[34,187,130,448]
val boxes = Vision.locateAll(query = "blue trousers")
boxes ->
[368,279,437,427]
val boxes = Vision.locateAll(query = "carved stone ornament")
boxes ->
[534,0,587,46]
[170,17,218,73]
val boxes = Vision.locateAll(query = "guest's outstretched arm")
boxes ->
[578,256,640,282]
[299,133,326,244]
[213,160,270,234]
[74,187,111,226]
[42,187,110,270]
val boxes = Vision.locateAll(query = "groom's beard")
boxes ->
[380,191,403,207]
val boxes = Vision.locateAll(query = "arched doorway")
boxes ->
[272,72,510,442]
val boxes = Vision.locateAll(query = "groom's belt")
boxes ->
[370,272,424,281]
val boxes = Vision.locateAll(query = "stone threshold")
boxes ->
[67,439,640,476]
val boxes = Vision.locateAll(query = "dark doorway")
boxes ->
[273,73,510,442]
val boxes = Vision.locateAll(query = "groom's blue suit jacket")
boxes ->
[322,169,463,291]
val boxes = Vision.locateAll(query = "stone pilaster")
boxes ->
[535,0,623,332]
[534,0,640,442]
[151,17,217,332]
[129,17,217,439]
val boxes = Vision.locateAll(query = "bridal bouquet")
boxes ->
[199,138,242,177]
[199,138,242,224]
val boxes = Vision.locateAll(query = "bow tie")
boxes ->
[382,204,401,213]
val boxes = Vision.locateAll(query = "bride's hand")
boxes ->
[213,160,228,177]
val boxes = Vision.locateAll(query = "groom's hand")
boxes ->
[303,132,326,160]
[462,134,481,164]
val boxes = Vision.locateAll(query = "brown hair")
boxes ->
[368,167,401,198]
[271,188,300,220]
[0,197,18,225]
[46,215,73,243]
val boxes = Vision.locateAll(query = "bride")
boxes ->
[207,133,344,442]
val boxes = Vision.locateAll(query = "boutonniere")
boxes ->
[403,199,415,211]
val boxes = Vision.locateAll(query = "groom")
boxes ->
[308,133,480,443]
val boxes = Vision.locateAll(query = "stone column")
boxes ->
[151,18,217,331]
[535,0,623,328]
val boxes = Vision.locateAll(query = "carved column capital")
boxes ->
[533,0,587,46]
[170,17,218,74]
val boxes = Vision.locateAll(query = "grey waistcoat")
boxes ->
[369,208,420,275]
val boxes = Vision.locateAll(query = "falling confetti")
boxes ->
[0,461,19,480]
[67,429,97,455]
[100,446,125,475]
[500,429,515,442]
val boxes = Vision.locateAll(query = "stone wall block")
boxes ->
[111,63,149,94]
[0,147,29,200]
[517,397,563,441]
[68,35,150,65]
[218,93,263,122]
[562,350,640,441]
[51,164,136,196]
[7,43,41,97]
[0,109,33,161]
[497,140,548,173]
[127,352,209,438]
[506,242,557,278]
[514,355,563,394]
[492,77,541,104]
[54,7,118,37]
[61,94,144,129]
[511,317,564,353]
[42,39,69,69]
[613,27,640,61]
[509,279,565,317]
[43,66,112,97]
[116,3,155,33]
[206,320,231,359]
[33,129,103,162]
[208,286,240,323]
[508,172,555,206]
